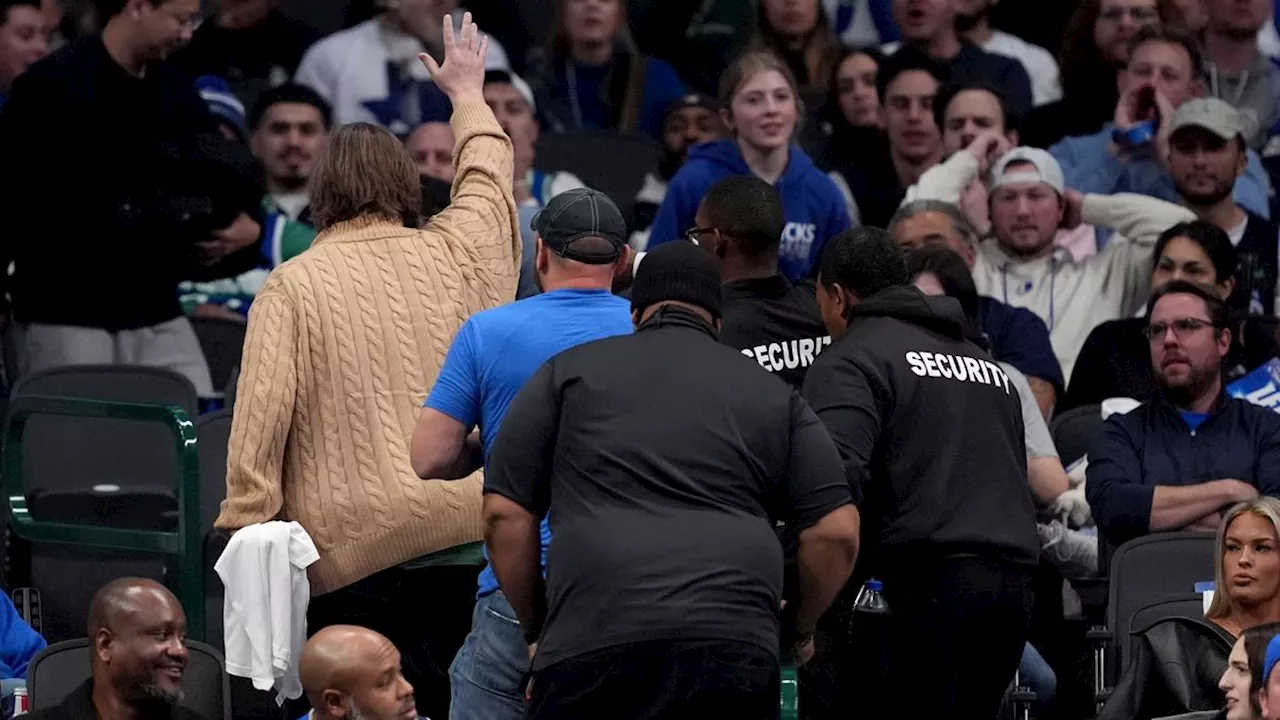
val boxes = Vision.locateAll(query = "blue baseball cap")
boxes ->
[1264,634,1280,685]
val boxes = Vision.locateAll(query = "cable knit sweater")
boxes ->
[214,102,519,595]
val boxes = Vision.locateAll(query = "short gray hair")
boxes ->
[889,200,980,248]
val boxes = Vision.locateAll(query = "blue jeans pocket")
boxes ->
[449,594,528,719]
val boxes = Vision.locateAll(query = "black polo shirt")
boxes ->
[27,679,211,720]
[485,307,854,671]
[720,275,831,390]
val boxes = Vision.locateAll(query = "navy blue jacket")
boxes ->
[1086,396,1280,545]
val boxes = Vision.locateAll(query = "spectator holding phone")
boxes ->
[1050,25,1272,227]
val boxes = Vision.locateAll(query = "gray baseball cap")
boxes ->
[1169,97,1251,141]
[532,188,627,265]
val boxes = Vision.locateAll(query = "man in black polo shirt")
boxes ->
[804,227,1038,718]
[690,175,830,389]
[483,241,861,720]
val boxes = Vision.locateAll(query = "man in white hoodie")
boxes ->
[910,137,1195,381]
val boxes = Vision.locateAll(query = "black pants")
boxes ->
[528,639,780,720]
[306,563,480,720]
[804,555,1033,719]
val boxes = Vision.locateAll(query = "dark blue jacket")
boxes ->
[1086,396,1280,545]
[648,139,852,281]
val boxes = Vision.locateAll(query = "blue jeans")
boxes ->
[448,592,528,720]
[1019,642,1056,715]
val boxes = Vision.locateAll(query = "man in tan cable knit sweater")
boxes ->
[214,13,518,718]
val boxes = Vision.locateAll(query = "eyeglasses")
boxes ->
[1098,6,1160,22]
[686,226,717,246]
[1143,317,1216,341]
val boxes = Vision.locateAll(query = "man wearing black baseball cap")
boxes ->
[630,93,727,249]
[412,187,634,720]
[483,241,861,719]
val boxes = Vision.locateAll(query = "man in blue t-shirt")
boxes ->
[409,188,634,720]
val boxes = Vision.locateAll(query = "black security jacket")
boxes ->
[802,286,1040,573]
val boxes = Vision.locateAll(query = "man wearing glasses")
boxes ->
[1086,280,1280,547]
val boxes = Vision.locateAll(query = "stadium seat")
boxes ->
[1088,532,1216,706]
[533,130,660,217]
[188,317,247,400]
[1049,403,1103,467]
[28,637,230,720]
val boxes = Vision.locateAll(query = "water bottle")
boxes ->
[852,579,889,614]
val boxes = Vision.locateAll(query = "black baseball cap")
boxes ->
[532,188,628,264]
[664,93,720,121]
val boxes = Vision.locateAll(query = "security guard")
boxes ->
[803,227,1038,718]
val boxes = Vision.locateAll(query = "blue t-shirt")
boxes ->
[424,288,634,597]
[1181,411,1212,430]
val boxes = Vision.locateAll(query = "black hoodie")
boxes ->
[802,286,1039,571]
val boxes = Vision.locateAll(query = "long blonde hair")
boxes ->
[1207,498,1280,620]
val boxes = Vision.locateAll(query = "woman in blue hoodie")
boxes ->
[649,51,852,280]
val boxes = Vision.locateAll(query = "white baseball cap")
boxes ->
[989,147,1066,195]
[1169,97,1253,142]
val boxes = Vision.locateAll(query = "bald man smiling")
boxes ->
[298,626,422,720]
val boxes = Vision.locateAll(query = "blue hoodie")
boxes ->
[648,139,853,280]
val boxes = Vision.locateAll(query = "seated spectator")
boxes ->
[484,241,860,717]
[890,199,1064,416]
[295,4,509,134]
[954,0,1061,106]
[821,47,882,132]
[0,0,264,398]
[1065,222,1280,411]
[217,24,521,719]
[0,0,48,109]
[481,69,585,298]
[180,83,331,319]
[1049,26,1271,223]
[748,0,843,92]
[527,0,685,137]
[1021,0,1163,148]
[171,0,319,105]
[837,48,943,229]
[881,0,1033,119]
[822,0,898,48]
[629,93,726,250]
[908,140,1195,381]
[1220,621,1280,720]
[694,175,830,389]
[1258,633,1280,719]
[1199,0,1280,151]
[0,591,43,683]
[299,625,424,720]
[405,120,455,182]
[26,578,207,720]
[649,51,851,281]
[1086,282,1280,547]
[1167,98,1279,316]
[1099,499,1280,720]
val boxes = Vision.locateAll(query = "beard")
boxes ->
[657,145,688,181]
[136,682,184,706]
[1158,362,1222,407]
[1179,180,1235,207]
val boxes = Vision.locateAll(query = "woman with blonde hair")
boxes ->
[216,14,520,718]
[1100,498,1280,720]
[648,51,851,281]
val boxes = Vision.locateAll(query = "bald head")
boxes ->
[87,578,188,705]
[87,577,176,637]
[300,626,415,720]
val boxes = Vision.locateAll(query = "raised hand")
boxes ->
[418,12,488,106]
[1061,188,1085,230]
[965,131,1012,176]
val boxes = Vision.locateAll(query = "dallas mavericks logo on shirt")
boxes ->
[779,222,817,263]
[905,351,1012,393]
[741,335,832,373]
